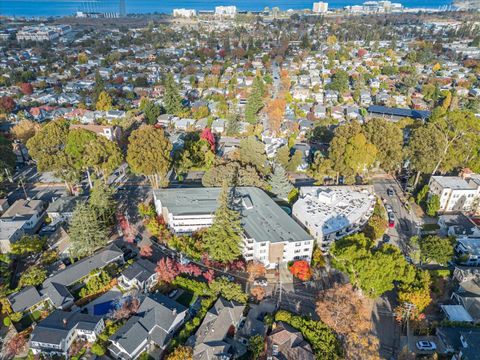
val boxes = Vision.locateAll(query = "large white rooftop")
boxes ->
[293,186,375,238]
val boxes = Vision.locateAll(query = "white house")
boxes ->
[428,175,480,213]
[293,186,376,252]
[153,187,314,268]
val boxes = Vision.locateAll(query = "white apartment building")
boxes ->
[313,2,329,13]
[293,186,376,251]
[17,25,71,42]
[215,6,237,17]
[153,187,314,268]
[428,175,480,213]
[173,8,197,17]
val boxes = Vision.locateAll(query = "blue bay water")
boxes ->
[1,0,453,17]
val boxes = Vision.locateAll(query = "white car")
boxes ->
[416,341,436,351]
[253,278,268,287]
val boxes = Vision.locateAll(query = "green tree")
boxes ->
[202,183,242,263]
[426,195,440,217]
[65,128,97,171]
[268,164,293,200]
[248,335,265,360]
[286,150,303,172]
[226,111,240,136]
[202,161,266,188]
[239,136,269,174]
[10,235,46,256]
[245,76,265,123]
[89,180,116,226]
[20,266,47,287]
[69,202,108,258]
[96,91,113,111]
[209,277,248,303]
[363,118,403,173]
[84,136,123,181]
[326,70,349,93]
[26,119,79,193]
[127,125,173,189]
[419,235,453,265]
[398,270,431,313]
[329,122,377,182]
[275,146,290,168]
[416,185,429,205]
[141,98,162,125]
[164,73,183,115]
[0,134,16,185]
[309,154,336,184]
[331,233,415,298]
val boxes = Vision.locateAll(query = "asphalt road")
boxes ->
[373,176,421,254]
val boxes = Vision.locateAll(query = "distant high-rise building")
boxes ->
[313,2,329,13]
[215,6,237,17]
[119,0,126,17]
[172,8,197,17]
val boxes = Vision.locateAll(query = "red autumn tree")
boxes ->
[4,334,26,358]
[203,269,215,283]
[358,48,368,58]
[0,96,15,114]
[178,263,202,277]
[200,127,215,151]
[288,260,312,281]
[139,244,153,258]
[229,259,246,272]
[19,83,33,95]
[156,258,179,283]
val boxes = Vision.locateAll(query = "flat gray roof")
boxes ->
[154,187,312,244]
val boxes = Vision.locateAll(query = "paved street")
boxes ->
[372,175,421,254]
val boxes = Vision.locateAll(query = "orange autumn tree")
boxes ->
[316,283,380,360]
[288,260,312,281]
[266,98,286,135]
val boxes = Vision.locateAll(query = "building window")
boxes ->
[295,242,301,247]
[259,249,266,254]
[304,248,310,252]
[294,250,301,254]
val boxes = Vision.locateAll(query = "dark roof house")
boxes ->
[108,293,188,360]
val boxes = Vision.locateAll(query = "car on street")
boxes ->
[382,234,391,243]
[385,204,393,213]
[388,213,395,228]
[168,289,178,298]
[253,278,268,287]
[387,188,394,196]
[416,341,436,351]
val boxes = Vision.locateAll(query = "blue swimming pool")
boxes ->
[93,300,117,316]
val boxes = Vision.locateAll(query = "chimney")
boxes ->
[63,318,67,327]
[172,308,177,316]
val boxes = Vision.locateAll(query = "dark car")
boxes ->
[382,234,391,243]
[387,188,394,196]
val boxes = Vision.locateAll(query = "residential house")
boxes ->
[118,259,158,292]
[30,310,105,356]
[437,327,480,359]
[153,187,314,269]
[266,321,314,360]
[211,119,225,134]
[70,124,122,143]
[108,293,188,360]
[8,286,44,313]
[456,237,480,267]
[293,186,376,251]
[367,105,430,121]
[46,196,87,222]
[1,199,44,232]
[0,219,26,253]
[188,297,245,360]
[428,175,480,213]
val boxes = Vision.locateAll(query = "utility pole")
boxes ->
[276,257,282,310]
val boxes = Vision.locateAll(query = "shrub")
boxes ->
[91,343,106,356]
[3,317,11,327]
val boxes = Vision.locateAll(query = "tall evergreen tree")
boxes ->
[164,73,183,115]
[89,180,116,226]
[268,163,293,200]
[69,202,108,258]
[245,76,265,124]
[202,182,242,263]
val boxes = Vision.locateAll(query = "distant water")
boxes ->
[0,0,453,17]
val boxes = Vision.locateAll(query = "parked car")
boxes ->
[253,278,268,287]
[416,341,436,351]
[382,234,391,243]
[387,188,394,196]
[385,204,393,213]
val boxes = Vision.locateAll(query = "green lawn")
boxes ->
[176,291,196,307]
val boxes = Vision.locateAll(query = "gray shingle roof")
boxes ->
[109,293,187,355]
[154,187,312,244]
[121,259,156,284]
[8,286,43,313]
